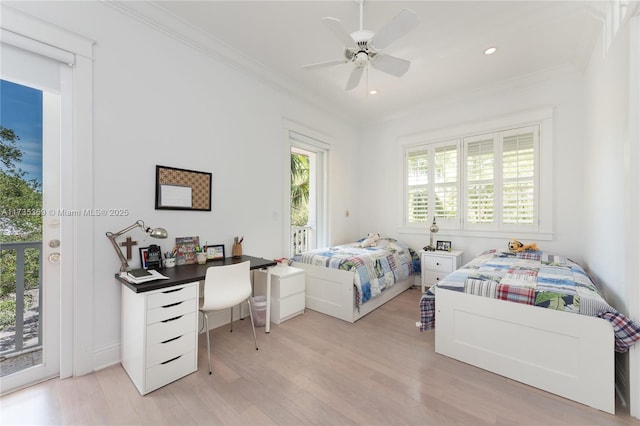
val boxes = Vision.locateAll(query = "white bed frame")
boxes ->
[291,261,414,323]
[435,287,615,414]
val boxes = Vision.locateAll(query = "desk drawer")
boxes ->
[147,298,196,325]
[147,284,197,310]
[423,256,454,273]
[145,350,196,393]
[147,312,196,346]
[146,331,195,367]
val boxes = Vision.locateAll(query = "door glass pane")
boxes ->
[0,79,44,376]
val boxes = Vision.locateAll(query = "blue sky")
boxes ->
[0,79,43,184]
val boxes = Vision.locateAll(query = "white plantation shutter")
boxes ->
[407,149,429,223]
[405,142,459,226]
[465,136,495,225]
[502,128,536,226]
[434,144,458,220]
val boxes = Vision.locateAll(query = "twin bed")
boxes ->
[292,238,640,414]
[292,237,420,323]
[420,248,640,414]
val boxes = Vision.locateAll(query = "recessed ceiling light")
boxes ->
[369,90,378,95]
[484,47,497,55]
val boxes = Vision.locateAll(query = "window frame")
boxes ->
[399,108,553,240]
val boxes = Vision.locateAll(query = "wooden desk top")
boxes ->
[116,255,277,293]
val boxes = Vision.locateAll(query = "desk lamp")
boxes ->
[106,220,168,272]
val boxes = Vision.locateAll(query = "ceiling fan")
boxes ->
[303,0,419,91]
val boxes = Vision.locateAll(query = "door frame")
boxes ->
[282,120,331,257]
[1,4,94,380]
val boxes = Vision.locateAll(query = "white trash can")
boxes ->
[251,296,267,327]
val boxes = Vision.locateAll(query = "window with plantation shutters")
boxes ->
[403,119,544,235]
[405,141,459,226]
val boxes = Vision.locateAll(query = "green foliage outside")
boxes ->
[290,153,309,227]
[0,126,42,329]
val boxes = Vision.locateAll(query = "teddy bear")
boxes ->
[508,239,539,252]
[359,233,381,248]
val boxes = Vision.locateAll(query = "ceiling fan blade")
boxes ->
[371,53,411,77]
[321,17,357,49]
[345,66,365,91]
[303,59,347,70]
[371,9,419,51]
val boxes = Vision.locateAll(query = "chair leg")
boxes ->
[229,306,233,332]
[247,299,258,351]
[203,311,212,375]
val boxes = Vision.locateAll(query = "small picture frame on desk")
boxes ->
[436,240,452,252]
[139,247,149,269]
[206,244,225,260]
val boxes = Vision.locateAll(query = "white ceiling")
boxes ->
[137,1,610,123]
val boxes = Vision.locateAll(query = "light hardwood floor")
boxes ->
[1,287,639,426]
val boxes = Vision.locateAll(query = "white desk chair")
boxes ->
[199,261,258,374]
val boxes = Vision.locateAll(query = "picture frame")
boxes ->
[436,240,452,252]
[175,236,200,265]
[139,247,149,269]
[155,165,212,211]
[206,244,225,260]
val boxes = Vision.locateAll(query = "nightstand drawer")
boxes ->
[275,273,305,298]
[423,271,450,286]
[146,298,196,325]
[147,284,197,310]
[147,312,197,345]
[275,292,305,322]
[423,256,454,273]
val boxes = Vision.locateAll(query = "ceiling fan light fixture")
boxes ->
[484,46,497,55]
[303,2,419,91]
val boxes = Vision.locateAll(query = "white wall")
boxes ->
[358,69,587,265]
[583,15,639,412]
[7,1,359,371]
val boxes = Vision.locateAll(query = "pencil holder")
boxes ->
[232,243,242,258]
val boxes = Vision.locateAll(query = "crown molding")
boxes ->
[100,0,358,125]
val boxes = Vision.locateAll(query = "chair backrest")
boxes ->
[201,261,252,311]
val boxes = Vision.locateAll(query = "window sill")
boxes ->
[397,227,553,241]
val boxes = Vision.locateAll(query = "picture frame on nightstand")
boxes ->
[436,240,451,251]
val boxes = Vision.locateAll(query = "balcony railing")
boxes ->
[0,241,43,360]
[290,226,313,257]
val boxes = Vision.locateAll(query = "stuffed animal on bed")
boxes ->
[508,239,539,252]
[359,233,381,248]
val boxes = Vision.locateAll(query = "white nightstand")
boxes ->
[420,250,463,293]
[254,266,305,324]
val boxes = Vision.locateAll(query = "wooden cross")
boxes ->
[120,237,138,260]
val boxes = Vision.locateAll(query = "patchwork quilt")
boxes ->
[419,249,640,352]
[293,237,420,307]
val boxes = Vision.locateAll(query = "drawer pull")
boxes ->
[161,335,182,344]
[436,277,440,281]
[436,262,440,266]
[162,288,183,294]
[161,315,183,323]
[161,355,182,365]
[162,301,183,309]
